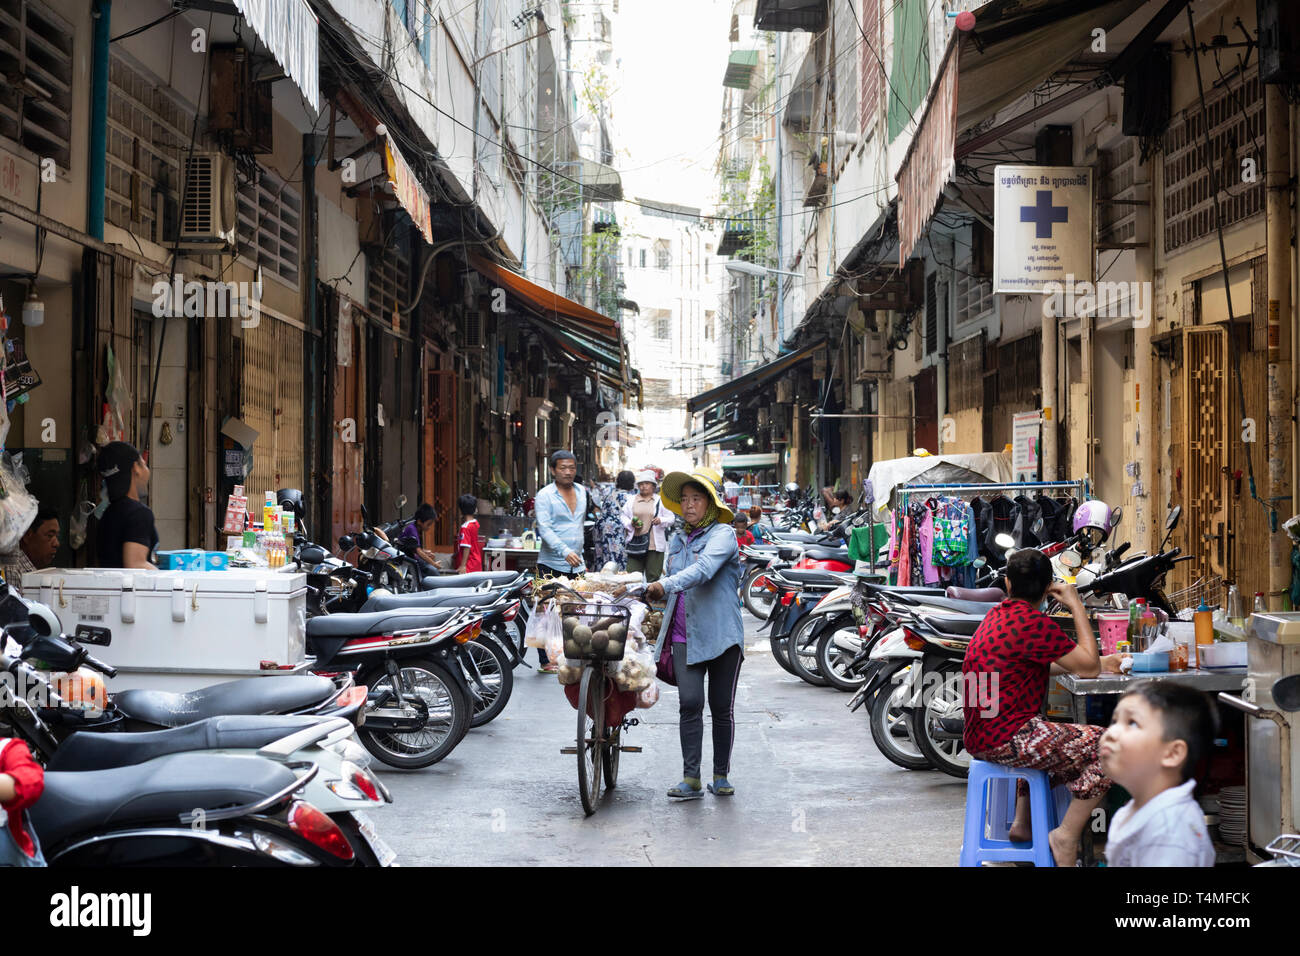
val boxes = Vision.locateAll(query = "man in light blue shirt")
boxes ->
[535,449,588,577]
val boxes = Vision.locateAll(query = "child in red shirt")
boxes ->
[732,513,756,547]
[1,737,45,865]
[456,494,483,573]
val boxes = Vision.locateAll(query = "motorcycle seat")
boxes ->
[767,532,820,543]
[306,607,458,639]
[362,589,509,612]
[31,752,299,850]
[419,571,521,589]
[802,546,850,562]
[862,584,946,596]
[46,715,332,772]
[891,594,998,616]
[946,586,1007,603]
[113,676,338,728]
[773,568,844,587]
[914,612,985,636]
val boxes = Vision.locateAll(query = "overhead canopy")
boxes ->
[896,0,1136,265]
[720,452,779,469]
[469,253,618,338]
[579,158,623,202]
[668,420,748,450]
[233,0,319,112]
[687,340,823,415]
[865,452,1014,512]
[723,50,761,89]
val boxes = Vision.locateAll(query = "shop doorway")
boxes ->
[913,366,937,453]
[423,346,457,547]
[330,310,364,551]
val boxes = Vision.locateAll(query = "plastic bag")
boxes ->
[523,599,548,648]
[0,453,37,554]
[635,681,659,709]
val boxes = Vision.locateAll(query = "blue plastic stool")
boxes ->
[959,760,1070,867]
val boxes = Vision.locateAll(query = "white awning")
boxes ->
[720,452,780,468]
[233,0,320,113]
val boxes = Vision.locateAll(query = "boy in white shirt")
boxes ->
[1098,680,1216,866]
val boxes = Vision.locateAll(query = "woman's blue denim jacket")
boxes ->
[659,521,745,666]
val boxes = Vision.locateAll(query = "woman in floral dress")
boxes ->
[592,470,635,570]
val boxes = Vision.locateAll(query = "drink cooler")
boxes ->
[23,568,308,692]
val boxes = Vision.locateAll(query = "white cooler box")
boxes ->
[22,568,308,691]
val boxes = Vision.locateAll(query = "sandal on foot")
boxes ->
[539,663,559,674]
[667,779,703,800]
[708,776,735,796]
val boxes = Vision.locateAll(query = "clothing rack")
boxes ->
[894,479,1090,512]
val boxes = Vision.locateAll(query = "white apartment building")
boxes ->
[620,200,724,469]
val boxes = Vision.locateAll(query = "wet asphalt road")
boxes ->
[373,614,966,866]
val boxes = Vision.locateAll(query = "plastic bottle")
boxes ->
[1254,591,1267,614]
[1227,585,1245,629]
[1139,601,1157,651]
[1194,599,1214,668]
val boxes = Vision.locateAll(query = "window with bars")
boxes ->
[105,54,194,242]
[1163,72,1264,252]
[954,272,994,326]
[237,170,302,288]
[0,0,73,169]
[647,308,672,340]
[367,220,412,327]
[1097,140,1137,245]
[654,239,671,271]
[925,271,939,355]
[859,0,881,135]
[833,0,858,149]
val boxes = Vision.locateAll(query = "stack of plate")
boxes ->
[1218,786,1247,846]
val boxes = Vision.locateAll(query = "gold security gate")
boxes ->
[1180,327,1229,580]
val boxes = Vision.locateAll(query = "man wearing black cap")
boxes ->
[95,441,158,569]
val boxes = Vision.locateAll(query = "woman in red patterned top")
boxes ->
[1,736,45,864]
[962,548,1122,866]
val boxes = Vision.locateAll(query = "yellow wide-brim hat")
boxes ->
[660,467,735,524]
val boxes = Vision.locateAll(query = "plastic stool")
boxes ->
[959,760,1069,867]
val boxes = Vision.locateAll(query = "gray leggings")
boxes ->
[672,643,743,779]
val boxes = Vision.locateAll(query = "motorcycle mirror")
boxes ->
[994,532,1017,551]
[338,535,355,552]
[396,494,408,512]
[1031,517,1045,536]
[1165,505,1181,531]
[1109,506,1124,529]
[1058,548,1083,572]
[972,556,987,569]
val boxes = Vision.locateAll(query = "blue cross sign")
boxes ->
[1020,190,1069,238]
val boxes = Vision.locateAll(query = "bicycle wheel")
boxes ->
[603,724,621,790]
[576,666,605,816]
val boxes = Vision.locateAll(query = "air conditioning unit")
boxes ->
[462,307,486,350]
[857,329,891,380]
[178,152,237,248]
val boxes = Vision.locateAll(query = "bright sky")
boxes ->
[610,0,736,210]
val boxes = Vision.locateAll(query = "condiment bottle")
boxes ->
[1139,602,1157,651]
[1194,599,1214,668]
[1254,591,1267,613]
[1227,585,1245,628]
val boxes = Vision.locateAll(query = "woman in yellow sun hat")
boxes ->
[645,467,745,800]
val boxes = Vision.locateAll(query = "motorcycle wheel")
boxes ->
[788,614,829,687]
[907,660,971,779]
[465,635,514,728]
[358,657,471,769]
[867,662,931,771]
[741,566,776,620]
[769,613,799,675]
[816,621,868,692]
